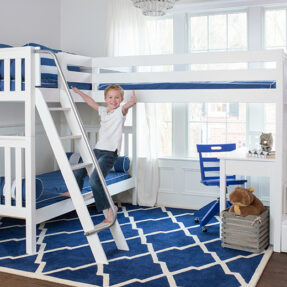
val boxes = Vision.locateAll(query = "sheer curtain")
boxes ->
[106,0,163,206]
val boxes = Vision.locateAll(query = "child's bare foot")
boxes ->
[59,192,70,197]
[103,205,118,223]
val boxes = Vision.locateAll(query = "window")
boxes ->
[188,12,247,156]
[190,12,247,52]
[189,103,246,156]
[265,9,286,50]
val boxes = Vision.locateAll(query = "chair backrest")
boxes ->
[197,143,236,184]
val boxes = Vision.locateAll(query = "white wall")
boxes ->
[0,0,61,48]
[60,0,108,56]
[0,0,108,54]
[0,0,62,127]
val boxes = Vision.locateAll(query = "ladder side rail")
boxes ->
[34,49,117,228]
[35,90,108,263]
[25,47,37,254]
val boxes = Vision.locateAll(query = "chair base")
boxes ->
[194,199,232,231]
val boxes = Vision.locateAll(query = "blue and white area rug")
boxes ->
[0,204,272,287]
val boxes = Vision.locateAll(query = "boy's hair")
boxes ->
[104,84,124,100]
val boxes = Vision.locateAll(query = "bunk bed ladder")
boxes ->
[34,49,129,264]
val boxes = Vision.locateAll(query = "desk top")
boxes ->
[218,150,276,162]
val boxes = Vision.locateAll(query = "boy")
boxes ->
[61,84,136,223]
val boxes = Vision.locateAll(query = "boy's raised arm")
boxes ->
[72,87,99,111]
[122,90,137,116]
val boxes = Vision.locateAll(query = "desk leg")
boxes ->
[220,159,227,239]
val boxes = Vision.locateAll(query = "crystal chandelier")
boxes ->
[131,0,178,16]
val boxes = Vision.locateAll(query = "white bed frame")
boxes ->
[0,46,137,258]
[90,49,287,253]
[0,46,286,256]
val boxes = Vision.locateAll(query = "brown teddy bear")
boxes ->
[229,186,265,216]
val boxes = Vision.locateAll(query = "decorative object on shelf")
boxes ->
[247,132,274,158]
[131,0,178,16]
[247,149,275,159]
[260,132,273,152]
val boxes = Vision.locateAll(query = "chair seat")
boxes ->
[202,176,247,187]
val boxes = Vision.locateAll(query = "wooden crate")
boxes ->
[221,207,269,253]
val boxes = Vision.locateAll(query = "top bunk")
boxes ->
[92,49,287,104]
[0,43,286,104]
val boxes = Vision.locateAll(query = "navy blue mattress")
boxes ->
[0,80,276,92]
[0,170,131,209]
[98,81,276,90]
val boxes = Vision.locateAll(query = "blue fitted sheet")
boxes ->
[0,170,131,209]
[0,80,276,92]
[98,81,276,90]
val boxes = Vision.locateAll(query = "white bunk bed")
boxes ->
[0,46,286,259]
[0,45,136,263]
[90,49,287,253]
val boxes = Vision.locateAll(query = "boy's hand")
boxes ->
[122,90,137,116]
[129,90,137,104]
[71,86,80,94]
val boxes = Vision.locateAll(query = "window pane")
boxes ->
[228,13,247,49]
[190,16,208,51]
[146,18,173,54]
[228,103,246,122]
[209,14,227,50]
[264,103,276,150]
[207,103,227,121]
[265,103,276,124]
[188,103,207,121]
[265,9,286,49]
[227,123,246,148]
[189,122,207,156]
[208,123,227,143]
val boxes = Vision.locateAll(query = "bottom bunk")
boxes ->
[0,155,135,224]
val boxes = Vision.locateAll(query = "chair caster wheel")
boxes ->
[202,226,207,232]
[194,217,199,223]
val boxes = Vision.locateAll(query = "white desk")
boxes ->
[219,151,280,251]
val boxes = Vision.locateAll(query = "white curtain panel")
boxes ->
[106,0,148,56]
[106,0,160,206]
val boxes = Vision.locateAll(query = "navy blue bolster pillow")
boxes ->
[113,156,130,172]
[66,153,130,172]
[0,176,43,201]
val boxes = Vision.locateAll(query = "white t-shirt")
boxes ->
[95,106,126,155]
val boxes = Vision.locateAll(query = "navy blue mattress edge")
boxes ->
[98,81,276,90]
[0,80,276,92]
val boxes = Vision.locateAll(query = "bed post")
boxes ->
[132,104,137,205]
[25,47,36,254]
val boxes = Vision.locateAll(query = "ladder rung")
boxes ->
[84,222,111,236]
[49,107,71,112]
[71,162,93,170]
[60,135,82,140]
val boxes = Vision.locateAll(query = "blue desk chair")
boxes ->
[195,143,247,232]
